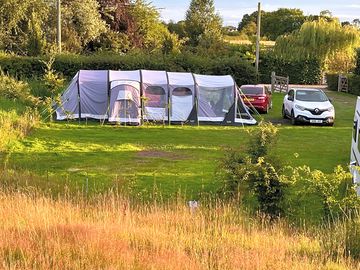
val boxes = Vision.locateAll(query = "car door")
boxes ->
[285,89,294,114]
[265,86,272,108]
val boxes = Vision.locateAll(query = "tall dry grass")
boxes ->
[0,191,358,270]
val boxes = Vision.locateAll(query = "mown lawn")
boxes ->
[4,91,357,200]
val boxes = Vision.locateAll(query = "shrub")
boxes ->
[218,122,284,218]
[326,73,360,94]
[259,53,322,84]
[282,165,359,221]
[0,71,38,106]
[0,108,40,152]
[348,74,360,96]
[325,73,338,91]
[355,48,360,76]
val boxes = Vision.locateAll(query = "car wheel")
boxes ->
[291,110,297,125]
[264,105,269,114]
[328,122,334,127]
[282,105,287,119]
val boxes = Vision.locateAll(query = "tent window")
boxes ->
[173,87,192,96]
[146,86,166,95]
[145,86,166,108]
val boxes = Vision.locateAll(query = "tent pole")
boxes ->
[77,70,81,125]
[139,69,144,125]
[165,71,171,126]
[191,73,199,127]
[107,70,111,123]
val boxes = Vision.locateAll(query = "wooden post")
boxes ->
[338,75,342,92]
[57,0,61,54]
[271,71,275,92]
[255,2,261,78]
[286,76,289,93]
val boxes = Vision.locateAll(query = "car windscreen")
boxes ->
[240,86,264,95]
[295,90,328,102]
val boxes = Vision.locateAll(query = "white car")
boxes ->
[282,88,335,126]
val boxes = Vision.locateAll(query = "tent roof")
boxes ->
[167,72,194,86]
[141,70,168,85]
[79,70,108,82]
[109,70,140,82]
[194,74,234,88]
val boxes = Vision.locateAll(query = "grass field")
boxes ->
[1,191,358,269]
[1,84,360,268]
[2,90,357,201]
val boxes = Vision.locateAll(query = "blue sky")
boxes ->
[151,0,360,26]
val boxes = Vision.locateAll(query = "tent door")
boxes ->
[171,87,193,122]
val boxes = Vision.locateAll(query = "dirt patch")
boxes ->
[136,150,187,160]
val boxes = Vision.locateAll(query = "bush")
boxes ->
[348,74,360,95]
[218,122,284,218]
[355,48,360,76]
[0,53,257,85]
[326,73,360,94]
[325,73,338,91]
[0,71,38,106]
[0,108,40,152]
[259,53,322,84]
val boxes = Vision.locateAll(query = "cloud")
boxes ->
[344,4,360,8]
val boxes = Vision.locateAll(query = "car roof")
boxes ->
[240,84,264,88]
[290,88,323,92]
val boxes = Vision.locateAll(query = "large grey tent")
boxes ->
[55,70,256,125]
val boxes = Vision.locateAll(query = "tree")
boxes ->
[237,8,305,41]
[237,11,265,33]
[353,19,360,28]
[167,20,187,38]
[274,19,360,73]
[127,0,182,53]
[184,0,223,47]
[61,0,107,52]
[319,10,333,18]
[262,8,306,40]
[0,0,49,55]
[97,0,131,32]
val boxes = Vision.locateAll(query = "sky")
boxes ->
[151,0,360,26]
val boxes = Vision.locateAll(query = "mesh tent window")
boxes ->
[145,86,167,108]
[172,87,192,96]
[109,84,140,123]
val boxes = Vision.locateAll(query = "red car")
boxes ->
[240,85,272,113]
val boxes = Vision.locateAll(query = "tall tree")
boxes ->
[262,8,306,40]
[61,0,106,52]
[237,9,305,40]
[184,0,222,47]
[0,0,49,55]
[274,19,360,73]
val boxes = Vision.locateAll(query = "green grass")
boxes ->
[2,91,357,202]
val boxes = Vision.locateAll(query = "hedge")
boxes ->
[259,53,322,85]
[325,73,338,91]
[326,73,360,95]
[0,53,257,86]
[355,48,360,76]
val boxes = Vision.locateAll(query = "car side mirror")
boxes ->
[288,96,294,101]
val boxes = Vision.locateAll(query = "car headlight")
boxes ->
[327,106,334,112]
[295,104,305,111]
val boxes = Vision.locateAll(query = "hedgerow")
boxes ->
[0,52,257,86]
